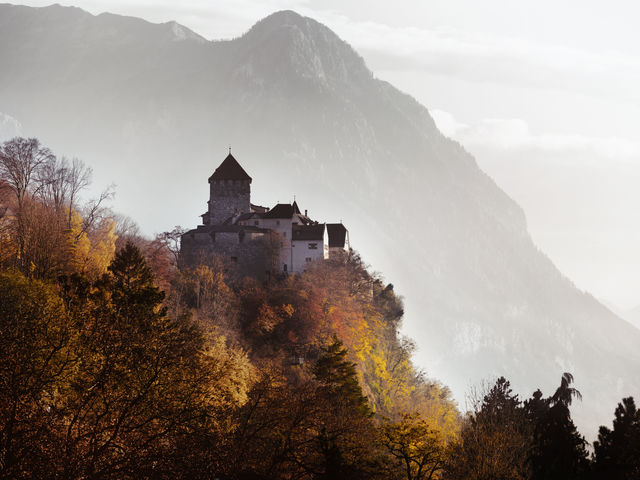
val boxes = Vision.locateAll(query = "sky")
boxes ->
[14,0,640,310]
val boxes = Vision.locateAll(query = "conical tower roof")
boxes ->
[208,153,252,182]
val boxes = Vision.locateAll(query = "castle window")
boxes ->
[231,256,238,263]
[276,220,280,226]
[305,257,312,262]
[283,263,288,272]
[254,220,259,226]
[308,243,318,250]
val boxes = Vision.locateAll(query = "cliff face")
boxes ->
[1,3,638,436]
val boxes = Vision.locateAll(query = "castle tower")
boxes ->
[206,152,252,225]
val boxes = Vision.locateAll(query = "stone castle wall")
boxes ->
[208,179,250,225]
[180,229,278,280]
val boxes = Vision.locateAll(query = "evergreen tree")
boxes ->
[313,336,372,418]
[525,373,589,480]
[592,397,640,480]
[310,337,375,479]
[57,243,208,478]
[445,377,532,480]
[105,241,167,324]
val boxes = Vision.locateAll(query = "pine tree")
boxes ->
[106,241,166,323]
[59,243,206,478]
[445,377,531,480]
[308,337,375,479]
[526,373,589,480]
[313,336,372,417]
[593,397,640,480]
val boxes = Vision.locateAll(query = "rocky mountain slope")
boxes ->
[1,3,638,436]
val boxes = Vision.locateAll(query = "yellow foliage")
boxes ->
[200,335,256,410]
[65,210,117,279]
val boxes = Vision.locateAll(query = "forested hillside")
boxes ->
[0,137,460,478]
[3,137,640,479]
[1,5,639,437]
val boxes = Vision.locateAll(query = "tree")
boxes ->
[0,137,54,265]
[0,137,53,213]
[592,397,640,480]
[525,373,589,480]
[224,338,380,479]
[551,372,582,407]
[223,366,323,478]
[55,243,254,479]
[37,156,91,227]
[0,138,115,278]
[445,377,532,480]
[0,271,75,478]
[379,412,447,480]
[226,353,380,480]
[313,336,372,418]
[305,338,379,479]
[0,244,259,479]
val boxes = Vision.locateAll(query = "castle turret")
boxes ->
[206,152,252,225]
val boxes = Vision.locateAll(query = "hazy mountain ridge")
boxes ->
[602,300,640,331]
[0,3,638,437]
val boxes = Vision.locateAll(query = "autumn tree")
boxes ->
[379,412,447,480]
[37,156,91,227]
[445,377,532,480]
[0,271,75,478]
[223,339,382,480]
[0,137,54,265]
[223,365,323,478]
[54,244,253,478]
[0,137,115,278]
[170,263,238,338]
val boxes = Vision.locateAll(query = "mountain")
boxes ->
[624,306,640,330]
[1,3,638,437]
[618,305,640,331]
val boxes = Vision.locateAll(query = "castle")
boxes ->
[180,152,349,276]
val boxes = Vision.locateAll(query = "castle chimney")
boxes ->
[305,209,308,217]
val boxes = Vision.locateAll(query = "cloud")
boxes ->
[430,109,640,162]
[23,0,312,39]
[305,11,640,103]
